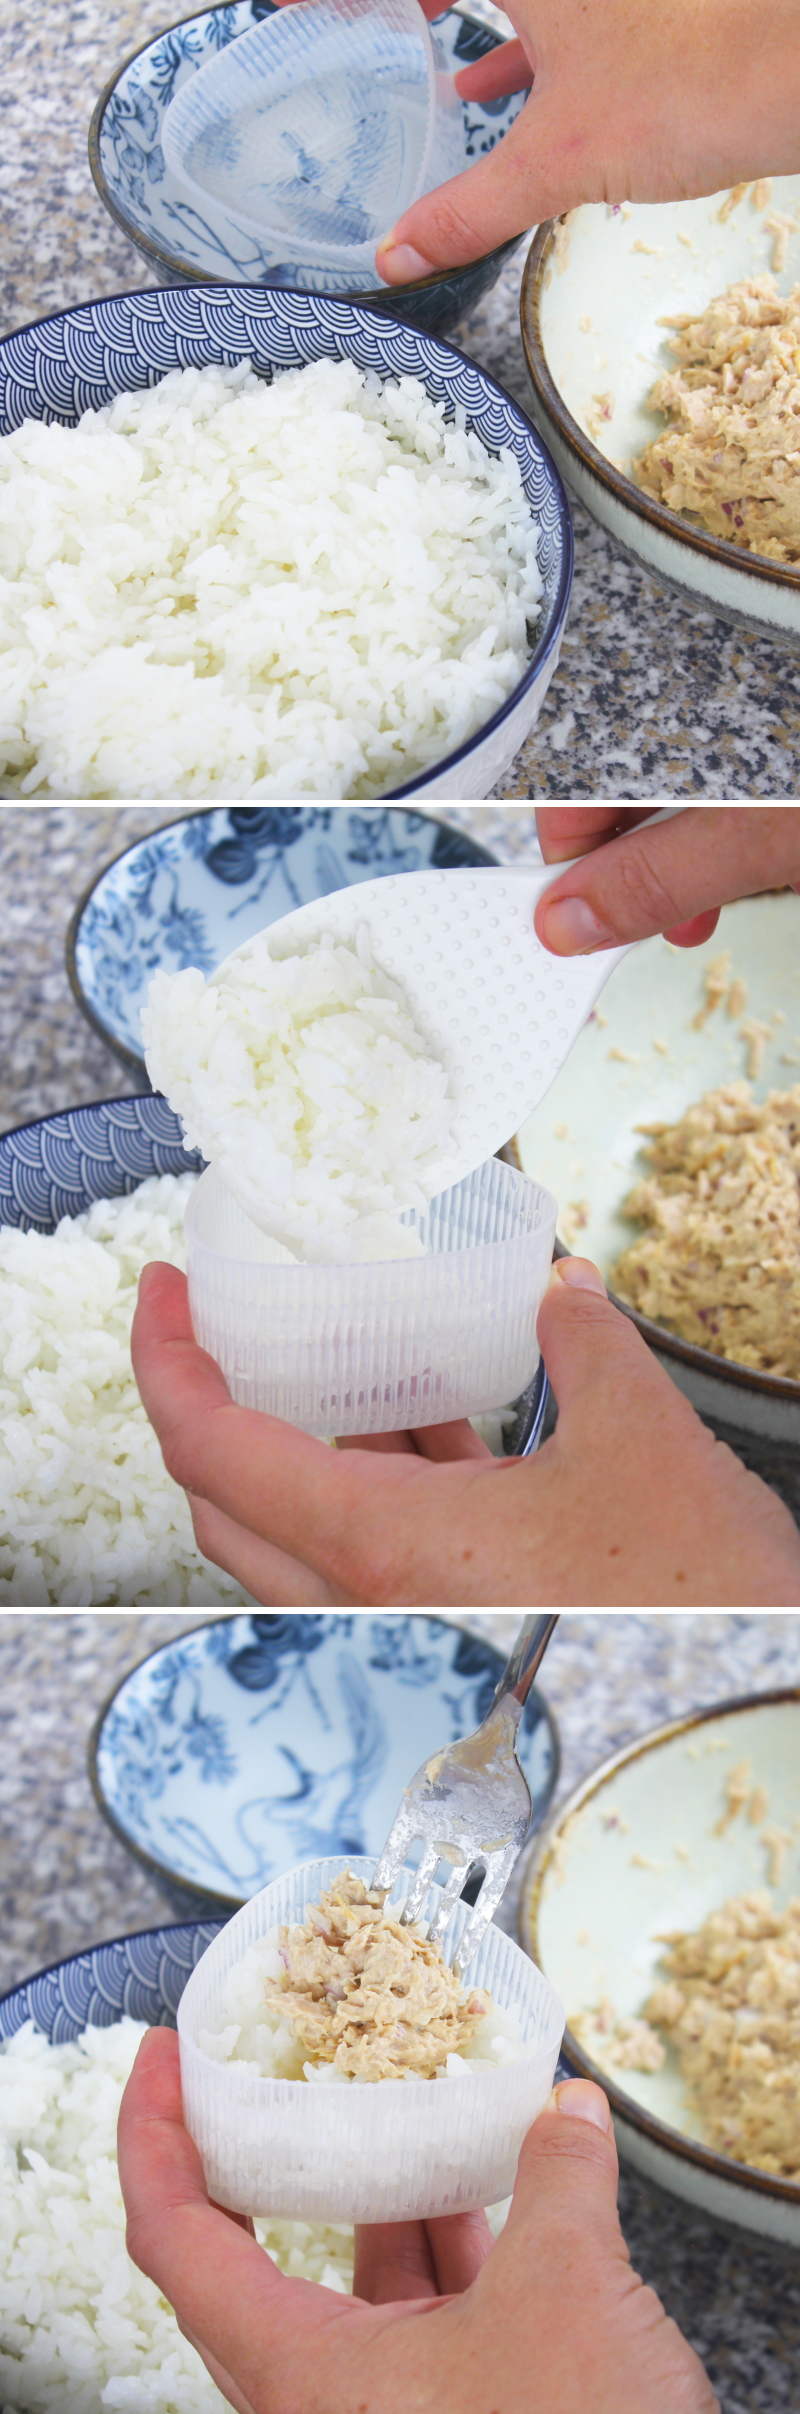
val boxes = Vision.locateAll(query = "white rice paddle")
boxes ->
[214,858,631,1184]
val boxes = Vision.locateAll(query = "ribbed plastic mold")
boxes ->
[184,1156,557,1434]
[161,0,466,276]
[177,1855,565,2220]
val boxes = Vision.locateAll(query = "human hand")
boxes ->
[533,807,800,955]
[375,0,800,282]
[118,2025,718,2414]
[130,1255,800,1606]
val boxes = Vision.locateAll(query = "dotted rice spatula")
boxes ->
[214,857,631,1191]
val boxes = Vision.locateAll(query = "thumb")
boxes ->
[536,1256,686,1427]
[538,1245,715,1429]
[503,2079,621,2259]
[376,87,578,284]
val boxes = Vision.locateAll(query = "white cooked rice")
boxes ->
[0,2017,510,2414]
[199,1923,532,2082]
[0,356,544,801]
[0,1173,253,1609]
[142,929,454,1260]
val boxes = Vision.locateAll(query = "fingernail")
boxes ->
[376,242,436,285]
[555,1257,607,1296]
[555,2079,613,2133]
[540,896,614,954]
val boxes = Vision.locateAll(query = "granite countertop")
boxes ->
[2,1608,799,2413]
[0,802,526,1129]
[2,1,799,799]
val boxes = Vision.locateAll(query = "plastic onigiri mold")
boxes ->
[160,0,466,279]
[184,1154,557,1433]
[177,1854,565,2220]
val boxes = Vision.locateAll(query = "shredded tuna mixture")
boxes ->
[643,1893,800,2178]
[262,1872,492,2081]
[610,1081,800,1378]
[633,275,800,562]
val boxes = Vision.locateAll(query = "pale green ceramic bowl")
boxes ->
[521,179,800,641]
[514,892,800,1518]
[521,1689,800,2251]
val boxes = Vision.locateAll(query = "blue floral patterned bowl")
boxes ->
[0,286,572,802]
[88,3,526,339]
[66,807,498,1072]
[87,1613,559,1911]
[0,1091,550,1458]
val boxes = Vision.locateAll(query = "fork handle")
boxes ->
[490,1613,558,1716]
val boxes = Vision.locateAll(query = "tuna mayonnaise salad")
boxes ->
[199,1870,530,2084]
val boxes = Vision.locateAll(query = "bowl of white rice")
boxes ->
[0,283,573,803]
[0,1094,550,1606]
[177,1854,565,2220]
[0,1912,564,2413]
[0,1916,346,2414]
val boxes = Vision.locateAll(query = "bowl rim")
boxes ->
[87,0,520,299]
[0,1914,228,2032]
[608,1287,800,1403]
[63,806,502,1074]
[87,1611,561,1911]
[520,220,800,595]
[0,283,574,803]
[519,1684,800,2205]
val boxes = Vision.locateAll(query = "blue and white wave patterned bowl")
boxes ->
[0,1092,550,1456]
[0,1920,226,2046]
[0,287,573,803]
[88,1613,560,1910]
[67,807,498,1071]
[0,1093,202,1233]
[89,2,527,339]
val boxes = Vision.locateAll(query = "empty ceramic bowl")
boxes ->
[89,1,526,336]
[520,1689,800,2249]
[66,808,499,1074]
[521,181,800,640]
[89,1613,560,1910]
[0,285,573,802]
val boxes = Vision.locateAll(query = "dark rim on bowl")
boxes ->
[520,1687,800,2204]
[0,1918,228,2034]
[550,1236,800,1403]
[88,1613,561,1912]
[520,223,800,592]
[1,285,574,805]
[87,2,520,302]
[64,808,502,1075]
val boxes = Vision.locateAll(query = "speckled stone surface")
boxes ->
[0,805,189,1129]
[2,1,799,800]
[0,802,528,1129]
[1,1609,799,2413]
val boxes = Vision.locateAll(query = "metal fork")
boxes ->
[372,1614,558,1975]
